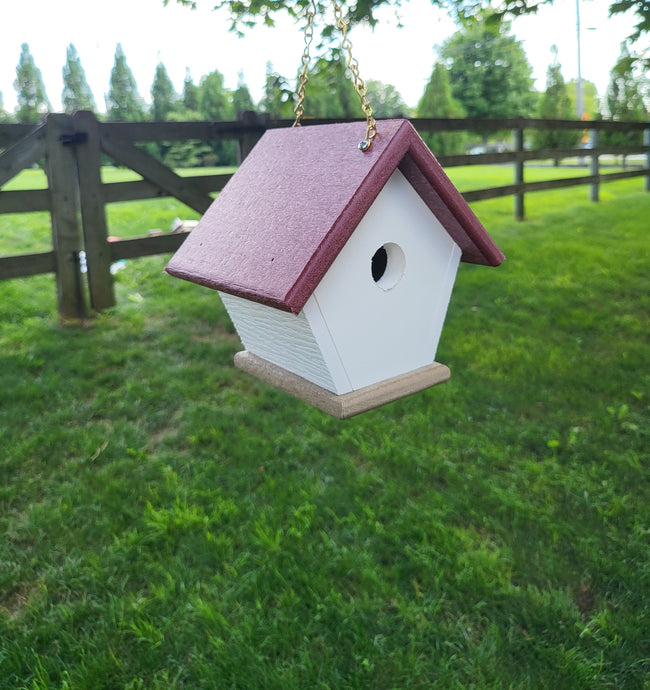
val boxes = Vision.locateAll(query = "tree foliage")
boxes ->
[197,70,237,164]
[605,42,649,120]
[533,49,578,162]
[416,62,466,154]
[260,62,295,119]
[566,79,599,119]
[14,43,51,123]
[440,14,535,121]
[166,0,649,48]
[183,70,200,112]
[608,0,650,42]
[151,61,178,121]
[602,41,649,160]
[304,56,359,118]
[0,91,9,123]
[232,71,255,114]
[62,44,96,114]
[365,79,410,118]
[106,44,145,122]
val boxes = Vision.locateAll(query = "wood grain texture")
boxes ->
[234,351,451,419]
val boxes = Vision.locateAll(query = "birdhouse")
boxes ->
[166,119,504,418]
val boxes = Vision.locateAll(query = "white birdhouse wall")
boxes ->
[311,169,461,391]
[219,168,461,396]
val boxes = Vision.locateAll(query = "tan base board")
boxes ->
[234,351,451,419]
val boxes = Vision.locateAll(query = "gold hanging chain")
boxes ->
[332,0,377,151]
[292,0,377,150]
[293,0,316,127]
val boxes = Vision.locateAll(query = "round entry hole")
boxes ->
[371,242,405,290]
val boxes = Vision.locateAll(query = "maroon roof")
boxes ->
[166,119,504,314]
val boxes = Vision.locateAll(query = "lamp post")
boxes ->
[576,0,583,118]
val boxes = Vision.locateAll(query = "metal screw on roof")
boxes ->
[358,139,371,152]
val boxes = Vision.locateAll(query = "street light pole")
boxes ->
[576,0,584,118]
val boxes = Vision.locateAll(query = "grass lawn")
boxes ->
[0,168,648,688]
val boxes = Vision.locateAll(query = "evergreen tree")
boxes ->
[365,80,409,118]
[603,42,649,164]
[182,69,199,112]
[106,43,145,121]
[440,14,535,122]
[14,43,51,123]
[260,62,294,118]
[0,91,9,123]
[605,42,648,120]
[62,44,96,113]
[151,61,178,121]
[416,62,466,155]
[533,48,578,163]
[306,56,357,118]
[232,71,255,114]
[198,70,236,164]
[198,70,232,120]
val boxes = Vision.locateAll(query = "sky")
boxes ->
[0,0,643,115]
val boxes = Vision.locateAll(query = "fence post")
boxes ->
[513,125,525,221]
[236,111,269,163]
[643,128,650,192]
[73,110,116,312]
[44,113,86,322]
[590,129,599,202]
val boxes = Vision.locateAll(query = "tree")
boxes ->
[198,70,236,164]
[305,56,358,118]
[0,91,10,123]
[365,80,409,118]
[106,43,145,121]
[416,62,466,155]
[151,61,178,121]
[198,69,232,120]
[602,42,649,165]
[566,79,599,119]
[14,43,51,123]
[532,49,578,164]
[163,110,215,167]
[232,71,255,114]
[167,0,649,50]
[183,69,200,112]
[608,0,650,43]
[62,44,96,113]
[260,62,295,119]
[605,42,649,120]
[440,14,535,123]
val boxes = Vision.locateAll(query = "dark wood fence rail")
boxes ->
[1,111,648,320]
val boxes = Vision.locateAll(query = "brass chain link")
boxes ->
[292,0,377,150]
[293,0,316,127]
[332,0,377,151]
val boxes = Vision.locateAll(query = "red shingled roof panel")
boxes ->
[166,119,504,314]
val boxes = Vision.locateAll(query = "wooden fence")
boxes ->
[1,111,648,320]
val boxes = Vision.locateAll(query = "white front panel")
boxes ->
[312,169,461,391]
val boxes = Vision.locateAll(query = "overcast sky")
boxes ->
[0,0,642,115]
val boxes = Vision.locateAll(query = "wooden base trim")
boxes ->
[234,351,451,419]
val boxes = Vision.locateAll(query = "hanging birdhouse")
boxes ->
[166,119,504,418]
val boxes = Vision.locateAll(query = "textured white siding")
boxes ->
[219,292,342,393]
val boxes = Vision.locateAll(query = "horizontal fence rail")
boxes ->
[0,111,648,320]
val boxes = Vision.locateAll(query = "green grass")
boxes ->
[0,170,649,688]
